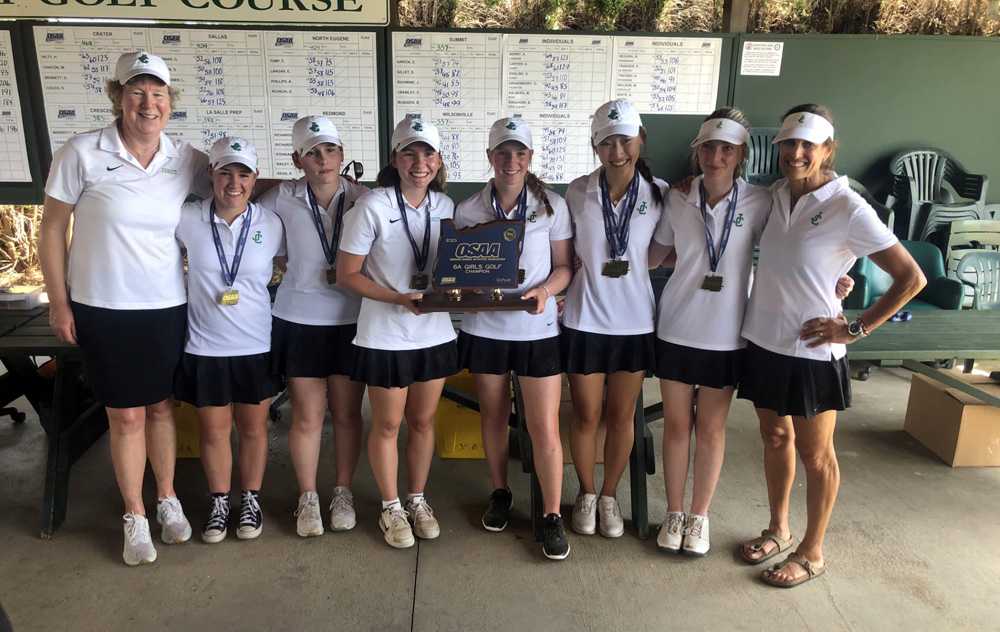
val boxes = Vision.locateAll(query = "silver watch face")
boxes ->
[848,321,862,336]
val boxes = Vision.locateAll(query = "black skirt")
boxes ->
[270,317,357,379]
[71,301,186,409]
[654,339,741,389]
[351,340,459,389]
[560,326,655,375]
[457,331,561,378]
[174,352,281,407]
[737,342,851,418]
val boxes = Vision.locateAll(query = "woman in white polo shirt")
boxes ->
[455,118,574,560]
[174,137,283,543]
[257,116,369,538]
[648,107,771,556]
[562,99,666,540]
[737,105,925,587]
[40,51,209,566]
[337,117,457,550]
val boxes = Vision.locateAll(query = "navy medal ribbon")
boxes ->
[698,180,739,273]
[599,170,640,260]
[210,201,253,288]
[306,184,347,266]
[394,184,432,273]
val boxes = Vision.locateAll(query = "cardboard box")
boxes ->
[904,372,1000,467]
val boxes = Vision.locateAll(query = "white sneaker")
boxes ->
[597,495,625,538]
[379,505,415,549]
[657,511,685,552]
[682,514,710,556]
[122,513,157,566]
[156,496,192,544]
[571,492,597,535]
[405,497,440,540]
[328,487,357,532]
[294,491,324,537]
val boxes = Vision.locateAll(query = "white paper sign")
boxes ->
[740,41,784,77]
[0,31,32,183]
[33,26,381,179]
[612,37,722,115]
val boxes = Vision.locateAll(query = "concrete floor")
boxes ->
[1,368,999,632]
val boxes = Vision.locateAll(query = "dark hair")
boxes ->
[780,103,838,170]
[689,106,752,178]
[524,171,554,216]
[376,148,448,192]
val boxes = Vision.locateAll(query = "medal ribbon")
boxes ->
[490,184,528,221]
[599,170,640,260]
[210,201,253,287]
[306,184,347,266]
[698,180,739,273]
[394,184,432,273]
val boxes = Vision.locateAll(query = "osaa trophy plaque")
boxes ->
[418,219,531,312]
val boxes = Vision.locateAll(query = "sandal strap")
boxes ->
[784,553,817,577]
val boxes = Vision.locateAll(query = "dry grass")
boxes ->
[401,0,1000,34]
[0,205,43,289]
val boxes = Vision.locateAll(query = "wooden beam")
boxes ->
[722,0,750,33]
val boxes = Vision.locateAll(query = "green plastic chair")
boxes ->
[745,127,780,187]
[848,178,894,234]
[845,240,962,310]
[885,148,989,240]
[955,251,1000,310]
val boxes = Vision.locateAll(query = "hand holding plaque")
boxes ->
[418,219,531,312]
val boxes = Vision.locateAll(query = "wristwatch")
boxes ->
[847,317,869,338]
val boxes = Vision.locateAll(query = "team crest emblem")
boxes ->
[252,230,263,244]
[716,121,724,128]
[637,201,647,215]
[608,109,620,120]
[412,120,424,131]
[231,142,242,151]
[528,211,537,223]
[309,122,320,132]
[810,211,823,226]
[138,53,150,64]
[734,213,744,227]
[798,114,806,123]
[505,121,517,130]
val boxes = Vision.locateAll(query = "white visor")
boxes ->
[690,118,750,148]
[772,112,835,145]
[488,117,533,151]
[209,136,258,172]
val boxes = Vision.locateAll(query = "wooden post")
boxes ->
[722,0,750,33]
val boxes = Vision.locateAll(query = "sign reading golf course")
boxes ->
[0,0,389,26]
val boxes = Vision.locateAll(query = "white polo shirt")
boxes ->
[176,199,284,357]
[339,187,457,351]
[454,184,574,341]
[45,124,210,310]
[742,175,898,361]
[562,169,667,335]
[258,178,369,326]
[653,177,770,351]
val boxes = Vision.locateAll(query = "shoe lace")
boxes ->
[239,492,260,525]
[408,498,434,519]
[579,496,595,515]
[386,506,410,528]
[329,493,353,514]
[686,516,705,538]
[206,496,230,531]
[294,494,319,517]
[159,497,183,522]
[667,512,685,533]
[124,514,150,543]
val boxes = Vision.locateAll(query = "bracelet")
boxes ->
[540,285,551,299]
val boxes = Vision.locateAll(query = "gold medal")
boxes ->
[701,275,723,292]
[219,289,240,305]
[410,273,429,290]
[326,267,337,285]
[602,259,629,278]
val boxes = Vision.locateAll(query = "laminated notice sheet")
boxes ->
[33,26,381,179]
[0,31,31,182]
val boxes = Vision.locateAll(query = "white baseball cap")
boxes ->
[772,111,835,145]
[690,117,750,148]
[591,99,643,145]
[391,116,440,152]
[115,51,171,86]
[292,115,342,156]
[209,136,258,172]
[488,117,533,151]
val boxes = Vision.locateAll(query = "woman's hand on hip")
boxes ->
[800,314,853,348]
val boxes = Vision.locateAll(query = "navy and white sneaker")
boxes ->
[237,490,263,540]
[201,493,230,544]
[542,513,571,561]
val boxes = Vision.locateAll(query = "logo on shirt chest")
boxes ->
[528,211,537,223]
[637,201,647,215]
[734,213,744,227]
[252,230,263,244]
[810,211,824,226]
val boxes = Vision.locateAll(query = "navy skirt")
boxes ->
[458,331,561,378]
[270,317,357,379]
[560,326,655,375]
[175,352,281,407]
[737,342,851,418]
[351,340,459,389]
[654,339,741,389]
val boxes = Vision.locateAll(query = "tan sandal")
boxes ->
[739,529,795,565]
[761,553,827,588]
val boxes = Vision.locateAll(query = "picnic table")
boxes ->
[0,307,106,538]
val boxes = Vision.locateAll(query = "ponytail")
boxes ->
[524,171,554,216]
[635,158,663,207]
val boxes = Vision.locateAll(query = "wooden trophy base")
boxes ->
[418,289,532,313]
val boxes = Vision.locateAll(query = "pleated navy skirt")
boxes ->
[560,326,655,375]
[737,342,851,418]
